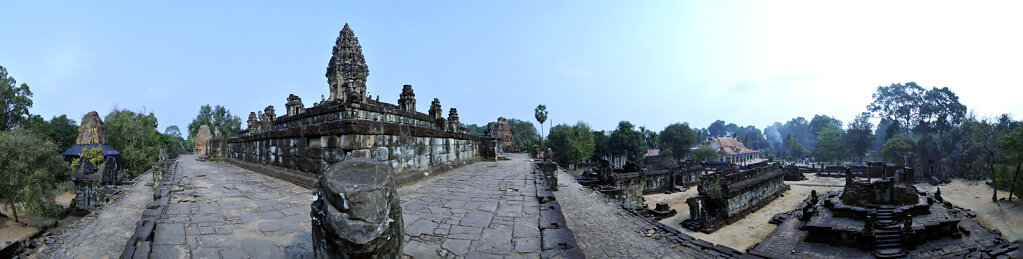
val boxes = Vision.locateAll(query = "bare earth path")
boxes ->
[38,171,155,259]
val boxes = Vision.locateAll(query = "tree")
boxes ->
[0,65,34,130]
[814,123,845,162]
[105,109,164,175]
[609,121,646,164]
[880,134,915,166]
[708,120,726,137]
[920,87,967,136]
[547,122,595,165]
[165,125,182,138]
[785,134,806,159]
[22,114,79,152]
[0,130,65,223]
[592,130,610,161]
[867,82,926,134]
[810,115,843,138]
[844,112,875,161]
[534,105,548,150]
[187,104,242,145]
[659,122,698,160]
[71,147,104,170]
[999,126,1023,201]
[690,145,720,162]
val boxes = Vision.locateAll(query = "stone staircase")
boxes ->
[873,205,907,258]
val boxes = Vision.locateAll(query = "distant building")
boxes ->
[644,149,660,157]
[710,137,759,164]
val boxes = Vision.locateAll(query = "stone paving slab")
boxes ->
[398,153,541,258]
[156,155,316,259]
[38,172,155,259]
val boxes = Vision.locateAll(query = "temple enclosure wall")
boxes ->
[226,103,479,187]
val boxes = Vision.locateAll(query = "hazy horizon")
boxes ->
[3,1,1021,134]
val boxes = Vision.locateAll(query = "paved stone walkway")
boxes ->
[152,155,315,258]
[555,170,682,259]
[398,153,540,258]
[39,172,155,259]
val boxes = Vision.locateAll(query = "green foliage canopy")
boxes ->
[105,109,163,175]
[0,65,34,131]
[188,104,242,144]
[546,122,595,165]
[609,121,646,164]
[0,130,65,222]
[659,122,698,159]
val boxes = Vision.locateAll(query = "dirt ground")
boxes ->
[0,187,75,246]
[644,173,1023,250]
[644,173,845,251]
[914,179,1023,242]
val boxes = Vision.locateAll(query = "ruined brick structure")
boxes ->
[579,158,703,210]
[749,171,1021,258]
[226,24,479,187]
[682,161,788,233]
[193,125,212,155]
[488,117,518,152]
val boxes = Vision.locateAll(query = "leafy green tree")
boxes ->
[0,65,34,130]
[785,134,806,159]
[659,122,698,160]
[0,130,65,223]
[547,122,595,165]
[507,118,539,145]
[999,126,1023,201]
[810,115,843,138]
[534,105,548,149]
[880,134,915,166]
[164,125,182,138]
[70,147,105,170]
[867,82,926,134]
[690,145,720,162]
[844,112,875,161]
[22,114,79,152]
[187,104,242,144]
[461,123,487,136]
[707,120,726,137]
[105,109,164,175]
[592,130,610,161]
[814,123,845,162]
[609,121,646,164]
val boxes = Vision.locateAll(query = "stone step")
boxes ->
[876,234,901,239]
[876,243,903,248]
[874,229,900,235]
[878,237,902,243]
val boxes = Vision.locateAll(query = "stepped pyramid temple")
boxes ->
[217,24,480,188]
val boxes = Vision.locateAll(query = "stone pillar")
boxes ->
[311,159,403,258]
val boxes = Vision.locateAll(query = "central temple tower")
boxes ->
[326,23,369,105]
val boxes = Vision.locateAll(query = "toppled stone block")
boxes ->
[311,158,403,258]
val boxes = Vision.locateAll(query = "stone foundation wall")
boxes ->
[228,119,479,185]
[725,176,786,219]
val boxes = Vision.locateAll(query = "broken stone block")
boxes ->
[311,158,403,258]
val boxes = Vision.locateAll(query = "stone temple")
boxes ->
[218,23,479,188]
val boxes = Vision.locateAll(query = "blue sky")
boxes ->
[3,1,1021,135]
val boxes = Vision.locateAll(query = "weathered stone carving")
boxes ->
[286,94,305,116]
[194,125,212,155]
[76,111,107,145]
[428,98,442,120]
[326,23,369,105]
[311,159,403,258]
[447,108,460,130]
[398,84,416,112]
[247,112,258,133]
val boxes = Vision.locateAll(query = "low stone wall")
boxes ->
[228,119,479,186]
[121,159,180,259]
[532,162,585,258]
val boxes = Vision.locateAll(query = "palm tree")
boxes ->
[535,105,548,151]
